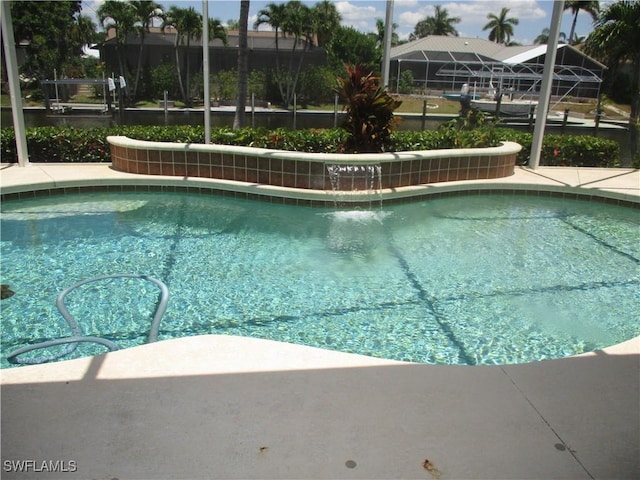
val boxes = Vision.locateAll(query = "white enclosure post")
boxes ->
[1,1,29,166]
[202,0,211,144]
[380,0,394,88]
[529,0,564,169]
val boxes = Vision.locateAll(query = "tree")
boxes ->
[226,19,240,30]
[234,0,250,129]
[534,28,567,45]
[130,0,164,99]
[327,26,379,73]
[564,1,600,45]
[410,5,460,39]
[312,0,341,47]
[255,1,315,107]
[208,18,228,45]
[281,1,314,107]
[254,3,287,103]
[483,7,519,45]
[98,0,136,80]
[374,18,399,48]
[585,0,640,162]
[70,15,98,57]
[10,0,83,79]
[162,6,202,105]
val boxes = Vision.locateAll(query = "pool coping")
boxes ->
[1,163,639,479]
[1,162,639,206]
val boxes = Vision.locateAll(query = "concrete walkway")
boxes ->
[1,164,639,479]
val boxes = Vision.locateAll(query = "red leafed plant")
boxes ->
[334,64,402,153]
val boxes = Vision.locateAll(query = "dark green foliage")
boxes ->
[0,127,110,163]
[397,70,415,95]
[298,67,336,106]
[150,64,181,100]
[492,129,620,167]
[0,125,621,168]
[326,26,380,72]
[439,108,496,132]
[10,0,83,79]
[334,64,402,153]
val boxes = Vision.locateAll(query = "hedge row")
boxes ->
[0,125,621,167]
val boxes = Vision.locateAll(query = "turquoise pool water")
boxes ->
[1,191,638,367]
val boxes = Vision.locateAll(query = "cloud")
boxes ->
[392,1,548,41]
[336,1,382,31]
[440,0,546,26]
[394,0,420,7]
[81,0,104,26]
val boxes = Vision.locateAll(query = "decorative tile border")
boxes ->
[3,184,639,210]
[107,136,522,193]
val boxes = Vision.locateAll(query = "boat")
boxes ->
[442,92,481,101]
[470,98,537,116]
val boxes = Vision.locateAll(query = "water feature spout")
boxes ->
[326,163,383,208]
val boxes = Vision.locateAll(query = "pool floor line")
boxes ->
[159,198,188,288]
[386,240,476,365]
[430,209,639,265]
[440,277,640,303]
[560,216,640,265]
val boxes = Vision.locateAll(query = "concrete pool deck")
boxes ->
[1,163,639,479]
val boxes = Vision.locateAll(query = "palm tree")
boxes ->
[534,28,567,45]
[585,0,640,161]
[564,1,600,45]
[98,0,136,79]
[410,5,460,39]
[255,1,314,107]
[208,18,227,45]
[70,14,97,57]
[130,0,164,100]
[234,0,250,129]
[254,3,287,103]
[312,0,341,47]
[162,6,202,105]
[483,7,519,45]
[281,1,314,107]
[226,19,240,30]
[374,18,399,48]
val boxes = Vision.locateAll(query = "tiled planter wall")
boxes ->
[107,136,521,190]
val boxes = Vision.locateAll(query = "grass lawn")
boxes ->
[2,92,631,121]
[305,94,630,120]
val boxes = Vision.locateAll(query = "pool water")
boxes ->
[1,191,638,367]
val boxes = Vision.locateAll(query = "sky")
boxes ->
[81,0,606,46]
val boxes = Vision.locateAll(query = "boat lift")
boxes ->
[435,60,603,109]
[40,74,126,115]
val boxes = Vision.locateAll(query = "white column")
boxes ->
[380,0,394,88]
[202,0,211,144]
[1,1,29,166]
[529,0,564,169]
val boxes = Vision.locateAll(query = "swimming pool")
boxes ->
[1,191,638,367]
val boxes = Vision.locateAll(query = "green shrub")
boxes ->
[298,66,335,106]
[334,64,402,153]
[493,129,620,167]
[0,127,110,163]
[397,70,415,95]
[0,124,622,168]
[150,63,180,100]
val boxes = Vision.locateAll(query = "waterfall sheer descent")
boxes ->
[326,164,383,208]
